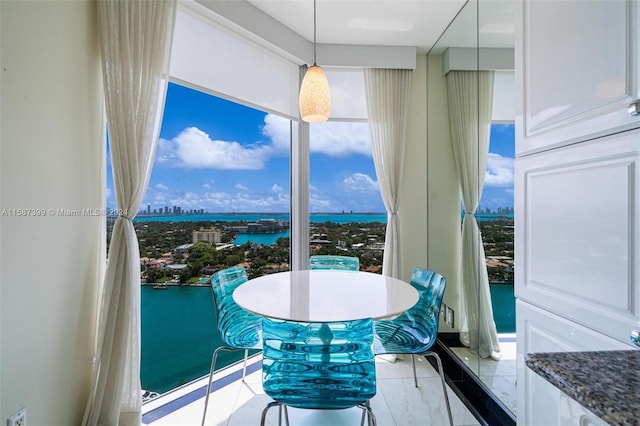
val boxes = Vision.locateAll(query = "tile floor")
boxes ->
[142,355,482,426]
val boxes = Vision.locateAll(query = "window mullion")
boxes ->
[290,90,310,270]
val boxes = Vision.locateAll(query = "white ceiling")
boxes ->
[245,0,468,53]
[193,0,515,67]
[244,0,515,54]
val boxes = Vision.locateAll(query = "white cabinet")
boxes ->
[515,0,640,424]
[515,0,640,155]
[515,130,640,345]
[558,394,610,426]
[516,301,629,426]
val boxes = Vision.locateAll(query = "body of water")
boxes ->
[134,212,388,224]
[234,231,289,246]
[140,212,515,394]
[142,282,516,393]
[141,285,252,394]
[135,212,513,224]
[490,283,515,333]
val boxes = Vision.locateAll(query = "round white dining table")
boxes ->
[233,270,419,322]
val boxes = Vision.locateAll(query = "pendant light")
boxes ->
[299,0,331,122]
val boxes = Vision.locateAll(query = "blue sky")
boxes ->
[107,82,514,214]
[483,123,515,212]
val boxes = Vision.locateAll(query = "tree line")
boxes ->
[107,218,513,284]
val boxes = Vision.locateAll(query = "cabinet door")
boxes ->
[516,301,629,426]
[515,129,640,346]
[516,0,640,155]
[558,393,610,426]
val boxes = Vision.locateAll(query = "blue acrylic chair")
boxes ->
[373,267,453,426]
[309,255,360,271]
[260,318,377,426]
[202,266,262,426]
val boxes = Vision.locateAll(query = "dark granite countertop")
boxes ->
[526,350,640,426]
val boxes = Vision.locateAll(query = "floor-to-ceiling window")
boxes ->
[102,4,305,397]
[309,121,385,271]
[482,122,515,334]
[306,69,385,271]
[482,121,516,414]
[106,82,293,395]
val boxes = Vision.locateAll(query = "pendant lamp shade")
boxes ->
[299,0,330,122]
[299,65,331,122]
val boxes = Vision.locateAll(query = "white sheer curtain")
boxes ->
[83,2,176,425]
[447,70,501,360]
[364,69,412,278]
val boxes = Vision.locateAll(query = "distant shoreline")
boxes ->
[131,212,389,224]
[142,282,209,287]
[128,212,513,223]
[134,211,387,218]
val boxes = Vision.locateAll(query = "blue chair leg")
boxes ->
[425,351,453,426]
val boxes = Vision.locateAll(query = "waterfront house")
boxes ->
[1,1,638,425]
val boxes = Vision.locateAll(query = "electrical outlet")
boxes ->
[7,407,27,426]
[446,306,454,328]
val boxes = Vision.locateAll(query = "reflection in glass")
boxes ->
[428,0,517,417]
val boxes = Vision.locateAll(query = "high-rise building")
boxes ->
[192,227,222,244]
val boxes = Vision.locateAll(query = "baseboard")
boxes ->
[429,334,516,426]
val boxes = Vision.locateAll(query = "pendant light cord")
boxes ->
[313,0,317,65]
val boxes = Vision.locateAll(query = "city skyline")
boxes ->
[107,82,515,213]
[136,204,515,216]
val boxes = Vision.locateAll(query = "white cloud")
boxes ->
[261,114,291,153]
[309,196,336,211]
[157,127,280,170]
[143,187,292,213]
[235,183,249,191]
[310,122,371,157]
[153,193,168,204]
[199,189,290,212]
[141,183,383,214]
[133,110,380,212]
[180,127,268,169]
[485,153,514,187]
[155,138,180,164]
[156,114,371,172]
[168,192,201,209]
[155,114,292,171]
[340,173,379,192]
[307,184,343,211]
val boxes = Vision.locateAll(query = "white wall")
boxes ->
[399,55,429,283]
[399,54,462,331]
[0,1,104,424]
[425,54,462,329]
